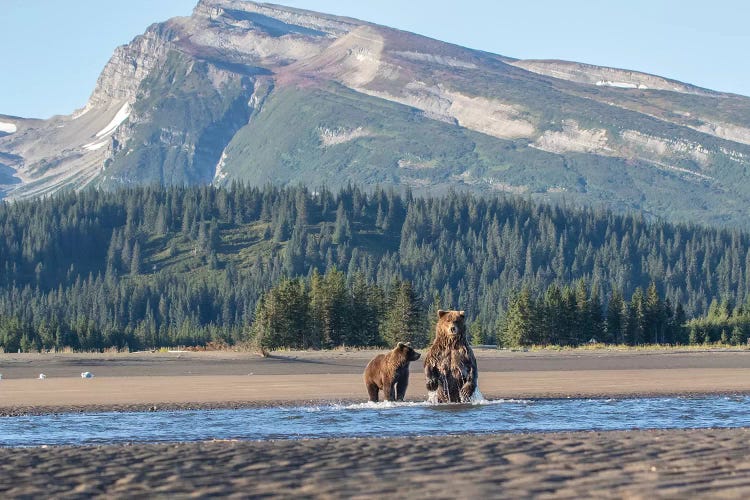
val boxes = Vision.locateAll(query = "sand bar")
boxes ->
[2,349,750,414]
[3,368,750,413]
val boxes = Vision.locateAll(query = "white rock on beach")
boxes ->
[81,371,94,378]
[38,373,46,379]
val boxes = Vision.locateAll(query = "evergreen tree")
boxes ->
[627,288,645,344]
[606,290,625,344]
[349,273,380,346]
[427,292,442,345]
[130,242,142,275]
[502,286,536,347]
[731,325,744,345]
[382,280,426,347]
[470,318,486,346]
[333,202,352,244]
[672,302,688,344]
[644,282,665,343]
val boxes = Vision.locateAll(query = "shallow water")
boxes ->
[3,394,750,447]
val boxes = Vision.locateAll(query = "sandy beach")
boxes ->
[3,348,750,414]
[3,348,750,497]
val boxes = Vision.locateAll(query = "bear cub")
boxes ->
[363,342,421,402]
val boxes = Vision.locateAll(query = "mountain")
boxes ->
[2,0,750,228]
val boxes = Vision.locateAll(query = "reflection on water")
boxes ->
[3,395,750,447]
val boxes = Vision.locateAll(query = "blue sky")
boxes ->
[2,0,748,119]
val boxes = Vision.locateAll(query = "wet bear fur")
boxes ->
[424,310,478,403]
[363,342,421,402]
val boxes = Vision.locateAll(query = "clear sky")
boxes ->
[2,0,748,119]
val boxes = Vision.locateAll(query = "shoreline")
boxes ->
[3,388,750,418]
[3,349,750,416]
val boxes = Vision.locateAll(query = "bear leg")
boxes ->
[436,387,451,403]
[383,383,396,402]
[366,383,380,402]
[424,364,440,392]
[396,377,409,401]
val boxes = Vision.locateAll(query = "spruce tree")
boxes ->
[502,286,535,347]
[382,280,426,347]
[130,242,142,275]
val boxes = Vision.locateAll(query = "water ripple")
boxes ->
[3,395,750,447]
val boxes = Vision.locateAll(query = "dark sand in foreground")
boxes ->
[3,349,750,498]
[2,429,750,498]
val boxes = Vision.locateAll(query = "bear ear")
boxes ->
[404,342,411,347]
[397,341,405,348]
[459,310,465,318]
[438,309,448,318]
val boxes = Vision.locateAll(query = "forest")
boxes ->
[0,183,749,351]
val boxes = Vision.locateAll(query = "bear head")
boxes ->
[435,309,467,343]
[396,341,421,362]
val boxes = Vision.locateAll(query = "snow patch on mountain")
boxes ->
[83,140,109,151]
[511,59,710,96]
[95,103,131,138]
[0,121,17,134]
[596,80,648,90]
[214,151,228,183]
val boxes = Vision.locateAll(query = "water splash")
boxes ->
[426,386,486,404]
[325,400,433,411]
[469,388,486,404]
[427,390,439,404]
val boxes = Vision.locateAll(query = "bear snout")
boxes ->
[449,325,458,334]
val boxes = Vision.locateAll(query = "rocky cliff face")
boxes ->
[3,0,750,227]
[0,22,180,198]
[510,60,713,95]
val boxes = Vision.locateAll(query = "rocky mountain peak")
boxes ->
[2,0,750,228]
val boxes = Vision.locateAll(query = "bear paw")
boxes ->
[459,384,475,403]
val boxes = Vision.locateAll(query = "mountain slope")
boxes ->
[2,0,750,227]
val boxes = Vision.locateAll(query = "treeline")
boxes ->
[0,272,255,352]
[498,281,689,347]
[1,183,749,351]
[252,269,427,349]
[686,299,750,345]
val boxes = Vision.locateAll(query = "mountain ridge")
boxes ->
[2,0,750,227]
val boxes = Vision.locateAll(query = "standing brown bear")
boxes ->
[363,342,421,402]
[424,310,478,403]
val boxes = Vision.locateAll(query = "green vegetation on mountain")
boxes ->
[214,82,750,228]
[104,50,257,185]
[1,184,749,351]
[219,83,559,191]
